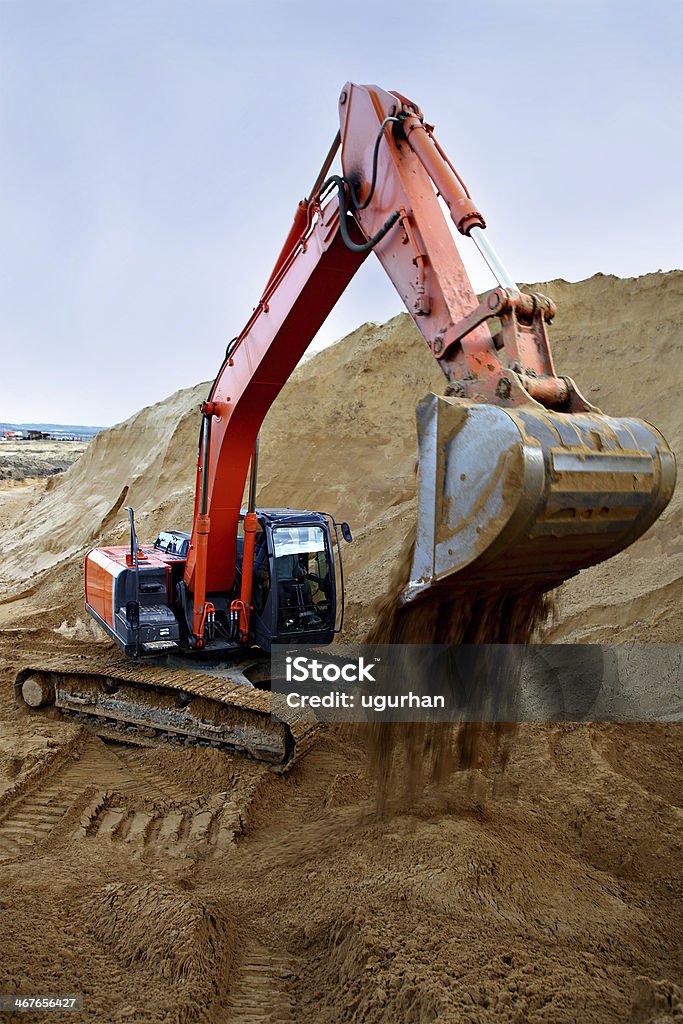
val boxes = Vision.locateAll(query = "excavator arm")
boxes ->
[183,82,675,644]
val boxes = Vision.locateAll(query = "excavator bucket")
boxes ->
[404,394,676,602]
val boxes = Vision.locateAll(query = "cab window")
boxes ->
[272,526,333,633]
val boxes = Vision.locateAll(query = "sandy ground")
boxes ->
[0,441,88,482]
[0,271,681,1022]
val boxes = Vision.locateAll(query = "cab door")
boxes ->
[270,522,336,644]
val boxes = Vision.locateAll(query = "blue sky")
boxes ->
[1,0,681,425]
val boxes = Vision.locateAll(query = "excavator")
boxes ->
[16,82,676,766]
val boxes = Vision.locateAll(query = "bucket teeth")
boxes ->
[404,393,676,602]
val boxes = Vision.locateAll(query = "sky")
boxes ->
[1,0,681,426]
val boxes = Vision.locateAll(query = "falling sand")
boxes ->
[364,531,555,808]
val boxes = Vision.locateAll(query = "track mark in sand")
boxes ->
[0,729,267,863]
[0,774,71,859]
[0,737,140,860]
[79,797,242,859]
[107,743,190,801]
[227,942,296,1023]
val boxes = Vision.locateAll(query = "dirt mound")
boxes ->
[84,881,238,1016]
[0,384,203,584]
[0,271,681,1023]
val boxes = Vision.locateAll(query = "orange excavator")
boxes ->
[17,82,676,765]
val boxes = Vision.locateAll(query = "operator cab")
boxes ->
[93,508,352,659]
[237,509,349,652]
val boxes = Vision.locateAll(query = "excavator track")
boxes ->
[15,654,318,771]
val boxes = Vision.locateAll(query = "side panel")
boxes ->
[84,549,124,627]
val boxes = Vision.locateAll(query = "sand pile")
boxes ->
[83,881,238,1020]
[0,384,204,584]
[0,270,681,1023]
[1,270,680,646]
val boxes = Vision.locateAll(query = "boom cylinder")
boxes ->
[192,413,213,641]
[264,132,342,295]
[199,413,212,515]
[247,434,260,513]
[233,438,260,640]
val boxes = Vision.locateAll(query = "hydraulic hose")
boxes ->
[346,115,400,211]
[326,174,400,252]
[320,115,402,253]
